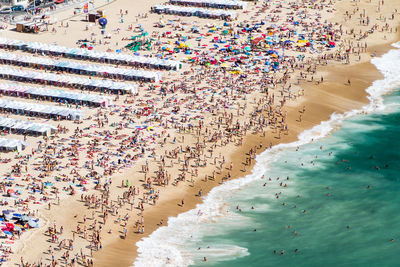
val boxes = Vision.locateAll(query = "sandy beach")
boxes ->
[0,0,396,266]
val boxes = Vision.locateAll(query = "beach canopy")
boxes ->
[169,0,247,10]
[0,83,111,107]
[0,137,27,152]
[152,5,237,19]
[0,117,56,136]
[0,99,83,120]
[0,66,138,95]
[0,52,163,82]
[0,38,182,71]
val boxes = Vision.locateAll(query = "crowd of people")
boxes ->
[0,0,396,266]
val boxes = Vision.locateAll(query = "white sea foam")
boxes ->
[133,42,400,267]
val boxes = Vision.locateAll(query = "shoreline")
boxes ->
[92,40,398,267]
[2,0,400,266]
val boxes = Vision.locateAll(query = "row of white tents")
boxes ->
[0,52,163,82]
[0,66,138,94]
[169,0,247,10]
[0,137,28,152]
[0,38,182,71]
[0,99,83,120]
[0,117,56,136]
[151,5,237,19]
[0,83,111,107]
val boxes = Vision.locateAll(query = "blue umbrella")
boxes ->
[98,17,108,27]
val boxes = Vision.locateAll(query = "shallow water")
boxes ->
[191,94,400,266]
[134,43,400,267]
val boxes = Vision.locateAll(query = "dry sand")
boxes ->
[0,0,398,266]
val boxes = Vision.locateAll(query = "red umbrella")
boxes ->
[5,223,14,230]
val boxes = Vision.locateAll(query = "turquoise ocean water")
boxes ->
[190,90,400,267]
[134,44,400,267]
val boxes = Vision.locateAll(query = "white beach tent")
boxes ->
[0,38,182,70]
[0,83,111,107]
[152,5,238,19]
[0,66,138,94]
[0,99,83,120]
[169,0,247,10]
[0,52,163,82]
[0,117,56,136]
[0,137,28,152]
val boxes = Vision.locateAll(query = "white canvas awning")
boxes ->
[0,66,138,94]
[0,137,28,152]
[169,0,247,10]
[0,38,182,70]
[0,52,163,82]
[0,99,83,120]
[0,117,56,136]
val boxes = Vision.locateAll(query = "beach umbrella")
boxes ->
[98,17,108,27]
[21,215,30,221]
[28,220,39,228]
[5,223,14,230]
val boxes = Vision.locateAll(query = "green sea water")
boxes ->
[191,89,400,267]
[134,43,400,267]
